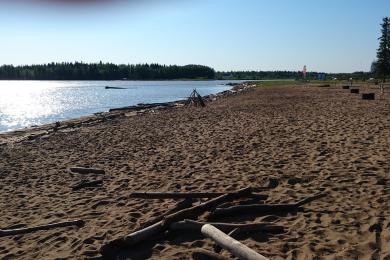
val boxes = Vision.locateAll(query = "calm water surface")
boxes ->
[0,80,243,132]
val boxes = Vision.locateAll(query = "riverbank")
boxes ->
[1,83,389,259]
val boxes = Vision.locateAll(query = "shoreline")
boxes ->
[0,82,253,145]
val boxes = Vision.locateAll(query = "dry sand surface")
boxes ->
[1,84,390,259]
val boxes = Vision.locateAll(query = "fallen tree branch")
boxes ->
[170,220,284,234]
[72,180,103,191]
[100,187,253,254]
[210,192,327,219]
[201,224,268,260]
[69,167,105,175]
[129,192,267,200]
[0,220,85,237]
[135,198,194,230]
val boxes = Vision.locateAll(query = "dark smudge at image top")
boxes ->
[0,0,179,10]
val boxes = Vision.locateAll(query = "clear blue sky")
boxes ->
[0,0,389,72]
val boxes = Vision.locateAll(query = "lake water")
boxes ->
[0,80,243,133]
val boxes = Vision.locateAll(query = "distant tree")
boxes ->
[376,17,390,82]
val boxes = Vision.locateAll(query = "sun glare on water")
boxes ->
[0,81,66,131]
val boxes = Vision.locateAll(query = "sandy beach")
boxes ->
[1,83,390,259]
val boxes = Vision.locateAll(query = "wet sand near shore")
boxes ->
[1,84,390,259]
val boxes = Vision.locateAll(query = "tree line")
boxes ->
[0,62,373,81]
[0,62,216,80]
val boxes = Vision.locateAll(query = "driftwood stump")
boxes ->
[362,93,375,100]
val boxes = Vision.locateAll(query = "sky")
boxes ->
[0,0,389,73]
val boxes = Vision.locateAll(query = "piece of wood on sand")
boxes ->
[0,220,85,237]
[201,224,269,260]
[72,180,103,191]
[130,192,267,201]
[210,192,327,218]
[100,187,253,254]
[170,219,284,234]
[135,198,194,230]
[69,167,105,175]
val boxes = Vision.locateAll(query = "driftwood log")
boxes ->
[0,220,85,237]
[210,192,326,218]
[135,198,194,230]
[170,219,284,234]
[105,86,126,89]
[72,180,103,191]
[201,224,268,260]
[101,187,253,254]
[130,192,267,201]
[69,167,105,175]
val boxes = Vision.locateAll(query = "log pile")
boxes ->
[186,89,206,107]
[100,187,327,259]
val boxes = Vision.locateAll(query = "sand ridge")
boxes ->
[0,84,389,259]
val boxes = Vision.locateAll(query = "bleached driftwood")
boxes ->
[69,167,105,175]
[201,224,268,260]
[170,219,284,234]
[211,192,327,218]
[130,192,267,200]
[100,187,253,253]
[0,219,85,237]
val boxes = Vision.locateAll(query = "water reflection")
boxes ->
[0,80,238,132]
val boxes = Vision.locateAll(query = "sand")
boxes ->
[0,83,389,259]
